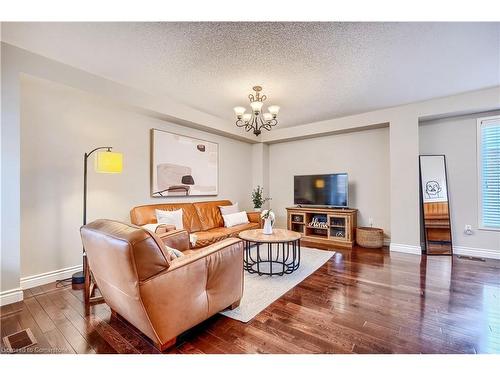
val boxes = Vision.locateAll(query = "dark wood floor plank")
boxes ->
[23,296,57,333]
[2,247,499,354]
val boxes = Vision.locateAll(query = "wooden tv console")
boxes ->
[286,206,357,249]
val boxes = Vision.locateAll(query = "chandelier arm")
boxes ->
[268,118,278,127]
[235,119,247,127]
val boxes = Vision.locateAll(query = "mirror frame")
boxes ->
[419,154,453,255]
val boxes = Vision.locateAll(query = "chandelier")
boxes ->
[233,86,280,136]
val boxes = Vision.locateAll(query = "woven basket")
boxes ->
[356,227,384,248]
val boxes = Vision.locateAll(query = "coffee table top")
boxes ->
[239,228,301,243]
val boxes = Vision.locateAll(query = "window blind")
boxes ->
[479,117,500,228]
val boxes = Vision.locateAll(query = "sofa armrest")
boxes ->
[154,224,177,235]
[158,229,190,251]
[138,238,243,344]
[247,211,262,228]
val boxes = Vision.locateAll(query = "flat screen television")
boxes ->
[294,173,348,207]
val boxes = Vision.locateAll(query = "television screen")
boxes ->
[294,173,348,207]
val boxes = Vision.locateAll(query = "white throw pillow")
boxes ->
[165,245,184,259]
[155,208,184,230]
[222,211,249,228]
[219,202,239,216]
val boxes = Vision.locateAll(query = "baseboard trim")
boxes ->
[0,288,23,307]
[454,246,500,260]
[390,243,422,255]
[20,264,82,290]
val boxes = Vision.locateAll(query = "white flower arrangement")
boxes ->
[260,209,275,224]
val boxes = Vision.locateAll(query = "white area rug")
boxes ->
[220,246,334,323]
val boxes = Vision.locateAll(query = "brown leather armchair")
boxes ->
[80,219,243,351]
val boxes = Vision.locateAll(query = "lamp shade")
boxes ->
[233,106,246,117]
[263,113,273,121]
[268,105,280,116]
[95,151,123,173]
[250,101,263,113]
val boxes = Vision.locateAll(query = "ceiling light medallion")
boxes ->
[233,86,280,136]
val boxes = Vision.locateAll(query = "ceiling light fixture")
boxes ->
[233,86,280,136]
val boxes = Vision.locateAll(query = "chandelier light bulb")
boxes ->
[263,113,273,122]
[242,113,252,123]
[250,101,263,114]
[233,106,246,118]
[268,105,280,117]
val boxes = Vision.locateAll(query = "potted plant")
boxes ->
[251,185,271,211]
[261,209,275,235]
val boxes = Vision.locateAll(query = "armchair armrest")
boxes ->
[247,211,262,228]
[158,229,190,251]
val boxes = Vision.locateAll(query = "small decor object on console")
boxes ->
[233,85,280,136]
[261,209,275,235]
[251,185,271,211]
[308,216,329,229]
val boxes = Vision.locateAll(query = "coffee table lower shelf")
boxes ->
[242,239,301,276]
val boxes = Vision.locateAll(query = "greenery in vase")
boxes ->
[260,209,275,224]
[251,185,271,209]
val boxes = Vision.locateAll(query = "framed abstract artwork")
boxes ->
[151,129,219,197]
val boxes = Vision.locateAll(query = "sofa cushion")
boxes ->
[223,222,260,236]
[193,200,232,231]
[191,222,259,248]
[193,229,231,248]
[130,203,202,232]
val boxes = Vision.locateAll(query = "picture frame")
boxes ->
[151,129,219,197]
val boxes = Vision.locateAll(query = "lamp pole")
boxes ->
[72,146,113,287]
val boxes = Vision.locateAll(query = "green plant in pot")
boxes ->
[251,185,271,211]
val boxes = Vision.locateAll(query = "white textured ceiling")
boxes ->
[2,22,500,128]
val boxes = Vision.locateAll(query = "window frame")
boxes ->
[477,115,500,232]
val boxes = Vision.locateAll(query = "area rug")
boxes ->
[220,246,334,323]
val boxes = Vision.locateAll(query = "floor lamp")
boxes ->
[72,146,123,287]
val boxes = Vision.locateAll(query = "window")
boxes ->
[478,116,500,229]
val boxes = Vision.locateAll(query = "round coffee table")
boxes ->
[239,228,302,276]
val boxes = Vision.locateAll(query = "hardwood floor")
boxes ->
[2,247,499,354]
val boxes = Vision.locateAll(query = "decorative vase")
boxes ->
[263,218,273,235]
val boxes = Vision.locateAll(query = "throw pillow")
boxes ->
[219,202,239,216]
[222,211,249,228]
[155,208,184,230]
[165,245,184,259]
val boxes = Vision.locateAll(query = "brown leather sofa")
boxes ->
[80,219,244,351]
[130,200,261,248]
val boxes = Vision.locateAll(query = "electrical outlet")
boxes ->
[464,225,473,235]
[368,217,374,227]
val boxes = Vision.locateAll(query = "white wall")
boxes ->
[20,76,253,279]
[269,127,390,240]
[420,112,500,257]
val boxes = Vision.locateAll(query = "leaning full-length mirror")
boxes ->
[419,155,453,255]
